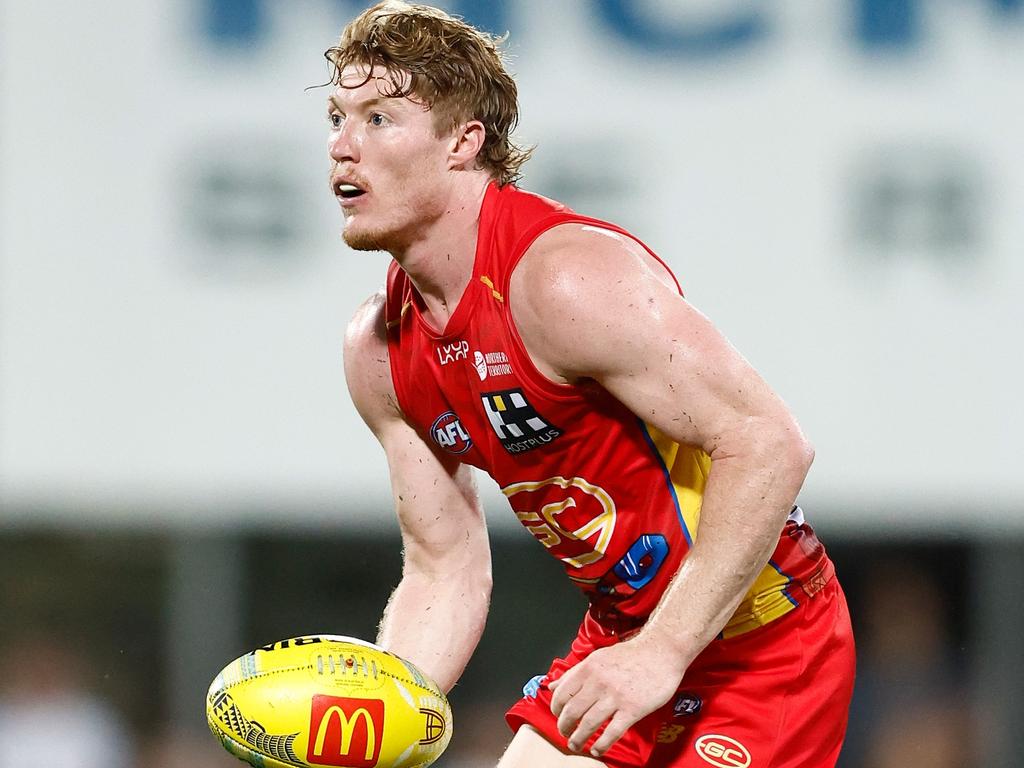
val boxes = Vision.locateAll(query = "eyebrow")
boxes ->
[328,94,397,112]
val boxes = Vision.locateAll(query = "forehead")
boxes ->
[330,63,421,110]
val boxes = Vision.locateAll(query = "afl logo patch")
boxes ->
[673,693,702,717]
[431,411,472,454]
[694,734,751,768]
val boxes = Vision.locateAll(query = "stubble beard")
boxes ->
[342,224,391,253]
[341,193,442,255]
[341,211,409,254]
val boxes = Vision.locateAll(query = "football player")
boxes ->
[333,3,855,766]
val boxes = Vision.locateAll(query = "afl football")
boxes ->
[206,635,452,768]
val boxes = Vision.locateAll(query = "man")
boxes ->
[333,2,855,766]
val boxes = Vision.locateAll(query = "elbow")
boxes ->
[792,435,815,476]
[465,535,494,602]
[472,565,494,606]
[774,427,814,482]
[746,412,813,481]
[450,556,492,612]
[720,416,814,480]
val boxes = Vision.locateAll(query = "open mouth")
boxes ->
[334,181,367,200]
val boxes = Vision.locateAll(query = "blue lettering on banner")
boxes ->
[201,0,508,47]
[200,0,1024,55]
[993,0,1024,13]
[594,0,767,58]
[855,0,1023,51]
[856,0,920,50]
[204,0,266,45]
[451,1,508,35]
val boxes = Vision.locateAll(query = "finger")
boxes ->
[589,712,639,758]
[549,674,583,718]
[555,689,597,739]
[566,699,617,753]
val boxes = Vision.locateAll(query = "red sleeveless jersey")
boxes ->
[385,182,833,638]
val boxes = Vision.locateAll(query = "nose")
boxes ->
[328,120,360,164]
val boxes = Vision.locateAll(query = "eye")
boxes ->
[328,112,344,128]
[369,112,388,127]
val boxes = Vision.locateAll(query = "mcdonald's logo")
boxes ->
[419,707,446,745]
[307,695,384,767]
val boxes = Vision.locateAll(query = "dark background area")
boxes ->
[0,526,989,767]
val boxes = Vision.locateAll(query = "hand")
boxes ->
[548,632,688,757]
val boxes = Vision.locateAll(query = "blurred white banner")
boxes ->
[1,0,1021,530]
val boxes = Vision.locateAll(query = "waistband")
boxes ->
[584,554,835,640]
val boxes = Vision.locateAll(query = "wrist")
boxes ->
[633,620,700,671]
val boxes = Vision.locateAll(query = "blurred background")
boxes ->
[1,0,1021,766]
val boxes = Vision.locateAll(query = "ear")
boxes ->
[447,120,487,170]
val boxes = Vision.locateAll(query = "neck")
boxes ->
[393,173,492,330]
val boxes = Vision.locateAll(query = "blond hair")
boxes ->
[325,1,531,185]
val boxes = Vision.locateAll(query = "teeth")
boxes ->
[338,183,360,193]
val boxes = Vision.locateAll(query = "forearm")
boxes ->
[377,565,491,692]
[639,439,812,664]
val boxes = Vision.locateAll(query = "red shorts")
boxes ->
[506,577,855,768]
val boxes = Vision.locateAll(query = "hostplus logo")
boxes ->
[481,389,562,453]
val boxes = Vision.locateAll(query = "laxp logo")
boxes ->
[694,734,751,768]
[436,340,469,365]
[307,695,384,767]
[431,411,472,454]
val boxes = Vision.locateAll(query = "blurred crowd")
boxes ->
[0,536,977,768]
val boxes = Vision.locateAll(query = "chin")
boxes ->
[342,223,393,253]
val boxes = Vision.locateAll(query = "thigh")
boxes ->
[497,725,608,768]
[646,579,855,768]
[504,581,854,768]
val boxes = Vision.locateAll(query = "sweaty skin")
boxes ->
[509,225,814,756]
[344,295,492,692]
[335,62,495,693]
[336,62,812,764]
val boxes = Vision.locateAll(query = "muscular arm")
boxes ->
[509,225,813,753]
[344,291,492,692]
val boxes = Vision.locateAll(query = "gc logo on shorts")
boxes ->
[694,734,751,768]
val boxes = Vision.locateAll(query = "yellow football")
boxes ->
[206,635,452,768]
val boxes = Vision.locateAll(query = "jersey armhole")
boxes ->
[384,260,415,420]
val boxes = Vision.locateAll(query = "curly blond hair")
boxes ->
[325,1,531,185]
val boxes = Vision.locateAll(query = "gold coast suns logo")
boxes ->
[694,734,752,768]
[307,695,384,767]
[501,477,617,568]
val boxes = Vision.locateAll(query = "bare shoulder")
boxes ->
[508,225,800,454]
[343,289,402,431]
[508,222,680,381]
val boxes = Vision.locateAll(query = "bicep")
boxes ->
[597,294,794,455]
